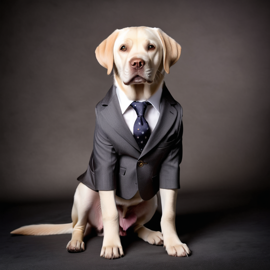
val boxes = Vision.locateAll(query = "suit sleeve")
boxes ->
[92,107,118,191]
[159,117,183,190]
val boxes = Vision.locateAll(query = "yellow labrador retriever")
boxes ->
[11,26,190,259]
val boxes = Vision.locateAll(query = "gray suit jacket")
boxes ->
[77,82,183,201]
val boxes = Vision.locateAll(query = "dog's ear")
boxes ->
[95,29,120,75]
[155,28,181,74]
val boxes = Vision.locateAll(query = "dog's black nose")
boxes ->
[130,58,145,70]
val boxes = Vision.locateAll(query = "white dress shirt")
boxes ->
[114,80,163,134]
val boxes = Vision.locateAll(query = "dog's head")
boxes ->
[95,26,181,99]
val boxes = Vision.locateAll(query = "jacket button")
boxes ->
[138,160,144,167]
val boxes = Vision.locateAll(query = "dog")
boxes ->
[11,26,190,259]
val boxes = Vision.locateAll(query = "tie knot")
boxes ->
[131,101,149,116]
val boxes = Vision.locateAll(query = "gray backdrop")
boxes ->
[1,0,269,202]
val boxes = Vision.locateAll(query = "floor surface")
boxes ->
[1,191,270,270]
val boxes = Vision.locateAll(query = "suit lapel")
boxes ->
[100,85,141,152]
[139,83,178,158]
[100,83,178,157]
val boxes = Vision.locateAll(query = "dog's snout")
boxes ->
[130,58,145,70]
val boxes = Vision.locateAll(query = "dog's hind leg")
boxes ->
[133,195,163,246]
[66,183,99,253]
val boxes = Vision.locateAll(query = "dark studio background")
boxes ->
[0,0,270,269]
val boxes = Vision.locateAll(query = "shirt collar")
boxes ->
[115,79,163,114]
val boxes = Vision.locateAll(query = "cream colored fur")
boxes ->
[11,223,73,235]
[11,27,190,259]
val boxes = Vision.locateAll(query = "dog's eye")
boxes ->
[148,45,155,50]
[120,45,127,51]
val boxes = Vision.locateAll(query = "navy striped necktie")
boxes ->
[130,101,151,151]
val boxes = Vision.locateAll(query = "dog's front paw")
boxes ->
[66,239,85,253]
[164,236,190,257]
[137,227,163,245]
[100,234,124,259]
[100,244,124,259]
[145,231,163,245]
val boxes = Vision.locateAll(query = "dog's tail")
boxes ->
[10,223,73,236]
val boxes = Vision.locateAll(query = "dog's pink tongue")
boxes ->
[118,208,137,232]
